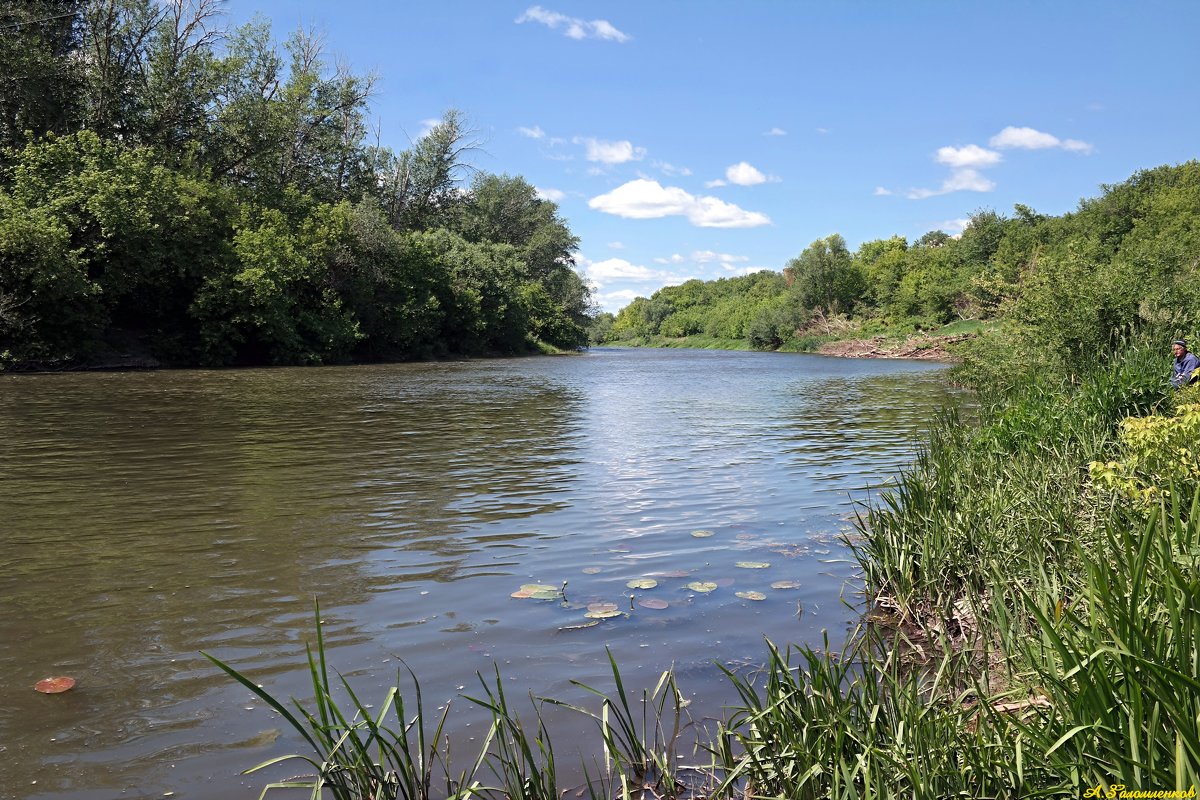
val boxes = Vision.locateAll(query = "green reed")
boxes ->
[204,602,480,800]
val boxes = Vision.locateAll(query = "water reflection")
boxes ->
[0,350,957,799]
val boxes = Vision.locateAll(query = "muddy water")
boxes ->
[0,348,957,799]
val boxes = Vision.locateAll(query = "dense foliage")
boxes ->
[601,162,1200,372]
[0,0,590,369]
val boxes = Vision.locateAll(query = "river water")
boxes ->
[0,348,956,799]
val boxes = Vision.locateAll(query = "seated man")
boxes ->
[1171,339,1200,388]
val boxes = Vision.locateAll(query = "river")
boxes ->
[0,347,957,799]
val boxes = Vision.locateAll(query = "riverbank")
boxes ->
[599,328,977,362]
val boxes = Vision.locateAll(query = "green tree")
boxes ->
[0,0,83,152]
[784,233,865,313]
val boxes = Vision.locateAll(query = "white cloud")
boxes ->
[586,166,606,176]
[585,257,657,284]
[518,125,545,139]
[874,186,893,196]
[704,178,727,188]
[940,218,972,235]
[516,6,630,42]
[907,168,995,200]
[607,241,625,250]
[535,186,565,201]
[989,126,1094,154]
[654,161,692,177]
[597,288,639,306]
[935,144,1002,169]
[575,136,646,164]
[652,250,749,266]
[724,161,780,186]
[691,250,749,264]
[764,127,787,136]
[816,127,830,134]
[589,179,771,228]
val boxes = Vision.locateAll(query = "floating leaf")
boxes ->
[587,602,618,614]
[513,583,561,600]
[735,561,770,569]
[626,578,658,589]
[771,580,801,590]
[638,598,669,610]
[558,620,601,631]
[691,530,715,538]
[685,581,718,593]
[584,609,623,620]
[34,677,76,694]
[736,591,766,601]
[582,567,603,574]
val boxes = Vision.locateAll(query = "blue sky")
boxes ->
[226,1,1199,312]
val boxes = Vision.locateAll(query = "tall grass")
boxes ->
[204,603,481,800]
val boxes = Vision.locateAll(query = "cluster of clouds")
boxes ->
[588,179,770,228]
[515,6,630,42]
[517,123,776,229]
[884,126,1095,200]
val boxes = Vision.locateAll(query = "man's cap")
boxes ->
[1174,339,1188,348]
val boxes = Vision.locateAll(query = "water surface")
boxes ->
[0,348,957,799]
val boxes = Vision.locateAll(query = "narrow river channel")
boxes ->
[0,348,958,799]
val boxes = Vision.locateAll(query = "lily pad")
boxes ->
[735,561,771,569]
[585,609,624,623]
[735,591,766,601]
[638,598,669,610]
[685,581,718,593]
[34,676,76,694]
[691,530,715,538]
[770,580,802,590]
[626,578,658,589]
[513,583,562,600]
[582,567,603,574]
[587,601,619,613]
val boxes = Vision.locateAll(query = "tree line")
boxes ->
[599,160,1200,377]
[0,0,591,370]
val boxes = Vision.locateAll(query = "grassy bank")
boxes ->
[601,319,994,360]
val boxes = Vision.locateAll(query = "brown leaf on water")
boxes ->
[34,677,76,694]
[638,598,669,610]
